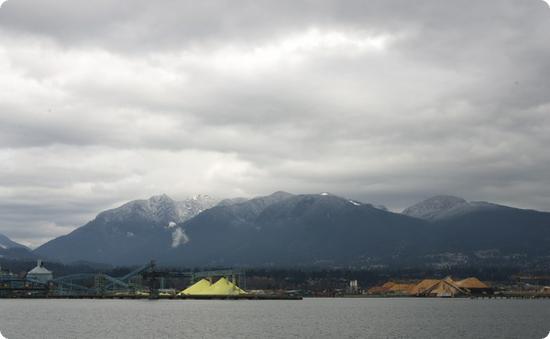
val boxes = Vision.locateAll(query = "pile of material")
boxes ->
[454,277,492,295]
[367,281,416,295]
[178,277,246,296]
[455,277,489,289]
[369,276,492,297]
[409,279,441,295]
[417,277,467,297]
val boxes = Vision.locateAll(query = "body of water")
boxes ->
[0,298,549,338]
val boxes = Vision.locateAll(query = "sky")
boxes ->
[1,0,550,247]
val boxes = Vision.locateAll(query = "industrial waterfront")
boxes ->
[1,260,302,300]
[3,259,550,300]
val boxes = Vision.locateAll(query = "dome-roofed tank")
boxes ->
[26,260,53,283]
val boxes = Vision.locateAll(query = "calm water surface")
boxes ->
[0,298,549,339]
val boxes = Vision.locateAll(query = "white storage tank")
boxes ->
[27,260,53,283]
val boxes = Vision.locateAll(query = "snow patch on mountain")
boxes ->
[402,195,498,221]
[349,200,361,206]
[97,194,219,225]
[175,194,219,222]
[0,233,28,250]
[403,195,468,220]
[217,197,249,207]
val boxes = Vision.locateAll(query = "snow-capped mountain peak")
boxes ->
[97,194,220,225]
[35,193,220,264]
[176,194,219,221]
[402,195,469,221]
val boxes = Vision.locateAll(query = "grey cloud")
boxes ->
[2,1,545,51]
[0,0,549,246]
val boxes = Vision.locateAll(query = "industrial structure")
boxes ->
[0,260,255,299]
[26,260,53,284]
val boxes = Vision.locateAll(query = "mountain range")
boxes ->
[5,192,550,268]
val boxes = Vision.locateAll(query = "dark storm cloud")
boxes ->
[0,0,549,246]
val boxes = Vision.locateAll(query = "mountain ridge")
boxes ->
[402,195,504,221]
[26,192,550,268]
[33,194,219,265]
[0,233,29,250]
[167,192,433,266]
[0,233,35,261]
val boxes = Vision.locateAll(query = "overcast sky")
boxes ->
[1,0,550,247]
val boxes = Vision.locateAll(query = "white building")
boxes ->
[26,260,53,283]
[349,280,359,294]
